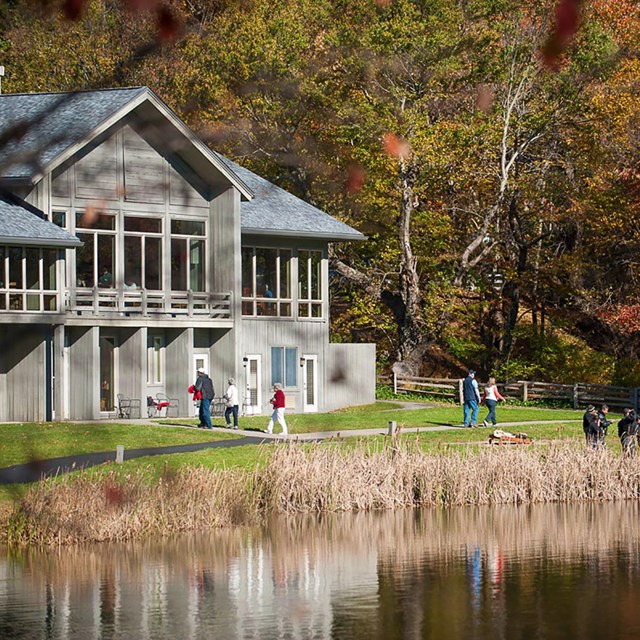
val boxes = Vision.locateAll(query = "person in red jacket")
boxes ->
[265,383,288,435]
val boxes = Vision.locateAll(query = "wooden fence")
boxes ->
[385,374,640,410]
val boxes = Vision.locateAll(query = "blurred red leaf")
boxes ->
[382,132,412,160]
[157,6,181,41]
[105,483,126,506]
[476,84,494,112]
[62,0,88,20]
[542,0,583,69]
[124,0,159,11]
[345,163,366,192]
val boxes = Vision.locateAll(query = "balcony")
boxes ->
[66,288,232,319]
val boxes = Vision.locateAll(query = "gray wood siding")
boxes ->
[326,343,376,411]
[209,328,237,397]
[118,327,146,406]
[75,136,118,201]
[166,328,192,414]
[123,128,164,203]
[68,326,100,420]
[0,325,47,422]
[240,317,328,411]
[51,124,210,213]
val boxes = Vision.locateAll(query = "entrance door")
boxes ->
[192,353,210,417]
[302,355,318,413]
[244,355,262,415]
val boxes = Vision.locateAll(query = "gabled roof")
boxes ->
[0,193,81,248]
[0,87,253,200]
[218,155,366,242]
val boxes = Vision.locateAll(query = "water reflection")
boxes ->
[2,502,640,639]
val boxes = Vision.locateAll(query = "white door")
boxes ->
[302,355,318,413]
[192,353,210,417]
[244,355,262,415]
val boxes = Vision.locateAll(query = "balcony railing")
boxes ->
[66,288,232,319]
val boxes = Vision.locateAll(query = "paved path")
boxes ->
[0,411,581,485]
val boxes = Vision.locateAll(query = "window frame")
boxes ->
[298,249,324,320]
[241,246,292,318]
[271,346,298,389]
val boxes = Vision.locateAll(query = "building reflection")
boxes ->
[2,502,640,639]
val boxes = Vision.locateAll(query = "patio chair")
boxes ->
[212,396,227,418]
[117,393,142,419]
[155,392,179,418]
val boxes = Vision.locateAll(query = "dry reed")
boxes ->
[7,439,640,545]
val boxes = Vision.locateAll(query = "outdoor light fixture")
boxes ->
[242,357,248,367]
[300,357,305,367]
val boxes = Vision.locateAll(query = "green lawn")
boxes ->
[0,401,610,507]
[169,402,584,435]
[0,420,240,468]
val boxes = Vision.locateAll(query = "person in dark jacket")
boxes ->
[618,407,639,456]
[194,367,215,429]
[582,405,600,448]
[462,370,481,428]
[596,404,613,444]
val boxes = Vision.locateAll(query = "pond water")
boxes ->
[2,502,640,639]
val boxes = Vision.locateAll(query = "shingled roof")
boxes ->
[0,87,252,199]
[0,88,147,182]
[219,155,365,242]
[0,194,81,247]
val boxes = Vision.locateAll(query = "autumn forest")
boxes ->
[2,0,639,384]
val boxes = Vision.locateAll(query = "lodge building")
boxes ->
[0,87,375,422]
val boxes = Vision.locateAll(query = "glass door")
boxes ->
[192,353,210,416]
[244,355,262,415]
[302,355,318,413]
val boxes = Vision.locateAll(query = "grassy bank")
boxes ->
[7,439,640,545]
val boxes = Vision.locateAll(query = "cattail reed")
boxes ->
[7,440,640,545]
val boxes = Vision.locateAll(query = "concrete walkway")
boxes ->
[0,411,581,485]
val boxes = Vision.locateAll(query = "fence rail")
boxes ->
[384,374,640,410]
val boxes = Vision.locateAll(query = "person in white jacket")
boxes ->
[224,378,240,429]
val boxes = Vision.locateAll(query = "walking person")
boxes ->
[582,404,600,448]
[194,367,215,430]
[482,377,505,427]
[596,404,613,446]
[618,407,638,456]
[265,383,288,435]
[224,377,240,429]
[462,370,481,428]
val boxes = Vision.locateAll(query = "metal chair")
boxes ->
[117,393,142,419]
[155,392,179,418]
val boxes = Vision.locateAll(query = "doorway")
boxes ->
[99,336,116,413]
[243,355,262,415]
[302,355,318,413]
[192,353,210,416]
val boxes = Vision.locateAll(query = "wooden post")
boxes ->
[388,420,397,437]
[393,372,397,395]
[116,445,124,464]
[522,381,528,403]
[458,379,464,405]
[573,383,579,409]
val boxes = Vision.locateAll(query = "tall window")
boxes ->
[242,247,292,317]
[298,250,323,318]
[271,346,298,388]
[124,216,162,290]
[171,219,205,291]
[75,211,116,288]
[0,246,58,311]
